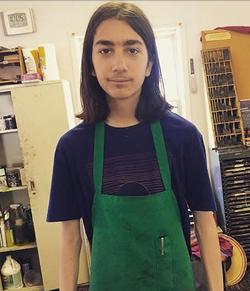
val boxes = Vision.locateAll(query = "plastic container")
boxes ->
[23,269,42,287]
[13,218,29,245]
[1,255,23,289]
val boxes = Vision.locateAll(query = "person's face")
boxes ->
[91,18,153,101]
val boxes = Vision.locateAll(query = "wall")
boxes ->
[1,0,250,147]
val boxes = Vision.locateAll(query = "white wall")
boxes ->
[1,1,250,146]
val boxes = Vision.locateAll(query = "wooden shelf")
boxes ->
[0,48,19,54]
[0,242,37,253]
[0,60,20,65]
[206,72,232,76]
[203,59,231,65]
[0,186,27,193]
[216,132,242,138]
[0,80,19,85]
[212,108,238,113]
[214,120,240,125]
[210,96,236,100]
[208,84,235,89]
[0,129,17,134]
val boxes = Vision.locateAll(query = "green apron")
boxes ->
[89,121,195,291]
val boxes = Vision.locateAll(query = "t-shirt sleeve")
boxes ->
[184,126,216,212]
[47,137,81,222]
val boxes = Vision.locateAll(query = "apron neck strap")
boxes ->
[93,121,171,193]
[150,121,171,191]
[94,122,105,194]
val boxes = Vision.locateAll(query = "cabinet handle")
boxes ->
[29,180,36,195]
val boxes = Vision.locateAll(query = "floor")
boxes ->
[51,287,89,291]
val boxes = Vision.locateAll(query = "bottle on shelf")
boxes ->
[13,217,28,245]
[0,211,6,248]
[1,255,23,289]
[23,206,36,243]
[4,210,14,247]
[9,204,29,245]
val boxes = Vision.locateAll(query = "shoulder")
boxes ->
[56,122,95,155]
[60,122,94,142]
[160,110,202,146]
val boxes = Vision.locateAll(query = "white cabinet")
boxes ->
[0,81,90,290]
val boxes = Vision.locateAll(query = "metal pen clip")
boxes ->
[160,236,165,256]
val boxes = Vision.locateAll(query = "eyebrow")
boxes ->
[94,39,144,47]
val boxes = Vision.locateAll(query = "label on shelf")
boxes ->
[205,31,231,42]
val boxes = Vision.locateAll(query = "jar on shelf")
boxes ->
[6,167,22,188]
[0,168,8,191]
[3,115,17,130]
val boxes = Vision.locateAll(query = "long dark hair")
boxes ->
[78,1,172,123]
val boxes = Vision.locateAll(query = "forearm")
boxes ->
[194,211,224,291]
[59,220,82,291]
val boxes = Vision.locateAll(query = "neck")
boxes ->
[105,94,141,127]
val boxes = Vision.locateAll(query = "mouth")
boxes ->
[108,79,131,83]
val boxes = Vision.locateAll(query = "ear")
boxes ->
[145,60,153,77]
[91,69,96,77]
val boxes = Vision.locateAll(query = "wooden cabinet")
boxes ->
[210,148,250,265]
[0,81,90,290]
[0,47,26,86]
[201,47,245,148]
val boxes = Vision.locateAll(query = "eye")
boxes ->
[128,48,140,55]
[98,48,112,55]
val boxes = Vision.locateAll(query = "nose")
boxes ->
[111,52,128,72]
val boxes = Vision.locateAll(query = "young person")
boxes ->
[47,2,224,291]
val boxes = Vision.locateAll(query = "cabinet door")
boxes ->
[11,81,89,290]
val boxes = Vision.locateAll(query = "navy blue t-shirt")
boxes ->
[47,111,216,253]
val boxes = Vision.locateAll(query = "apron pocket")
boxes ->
[155,235,174,290]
